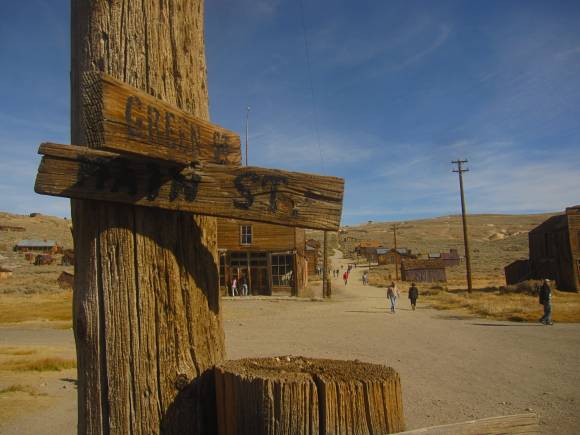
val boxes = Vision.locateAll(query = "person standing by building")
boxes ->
[240,274,249,296]
[408,282,419,311]
[539,279,553,325]
[231,277,238,297]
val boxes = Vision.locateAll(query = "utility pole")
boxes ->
[245,106,251,166]
[323,231,330,298]
[452,159,473,292]
[391,223,399,281]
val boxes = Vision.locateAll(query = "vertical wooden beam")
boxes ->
[246,252,251,295]
[267,253,273,296]
[71,1,225,433]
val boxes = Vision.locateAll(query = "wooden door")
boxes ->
[251,267,270,295]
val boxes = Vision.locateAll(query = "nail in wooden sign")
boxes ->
[35,143,344,231]
[82,72,241,165]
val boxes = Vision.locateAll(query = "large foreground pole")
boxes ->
[71,1,225,433]
[452,160,473,293]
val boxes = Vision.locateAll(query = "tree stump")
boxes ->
[215,356,405,435]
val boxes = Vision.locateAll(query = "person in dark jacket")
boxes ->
[539,279,553,325]
[408,283,419,311]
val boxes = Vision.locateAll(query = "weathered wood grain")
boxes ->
[71,1,225,434]
[214,357,405,435]
[35,143,344,231]
[82,71,241,165]
[394,413,539,434]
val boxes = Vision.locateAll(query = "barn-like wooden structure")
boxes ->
[377,248,414,266]
[14,239,59,253]
[504,205,580,291]
[217,218,308,296]
[401,259,447,282]
[528,205,579,291]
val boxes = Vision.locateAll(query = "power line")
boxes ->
[298,0,325,174]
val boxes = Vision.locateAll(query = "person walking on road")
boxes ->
[387,282,399,313]
[408,282,419,311]
[362,271,368,285]
[343,270,349,286]
[539,279,553,325]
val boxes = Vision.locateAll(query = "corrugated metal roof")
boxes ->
[376,248,389,255]
[16,240,57,248]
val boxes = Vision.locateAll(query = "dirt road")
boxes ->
[1,251,579,434]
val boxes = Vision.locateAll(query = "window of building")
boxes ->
[240,225,252,245]
[272,254,294,286]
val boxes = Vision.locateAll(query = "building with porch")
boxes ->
[217,218,307,296]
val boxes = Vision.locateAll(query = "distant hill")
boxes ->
[312,212,559,288]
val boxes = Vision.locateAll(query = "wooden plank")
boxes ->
[394,413,539,435]
[35,143,344,231]
[82,71,241,165]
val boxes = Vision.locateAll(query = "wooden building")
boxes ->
[355,240,384,262]
[441,249,460,267]
[504,259,532,285]
[527,205,580,291]
[14,239,59,253]
[61,250,74,266]
[377,248,414,266]
[0,266,12,280]
[217,218,307,296]
[57,271,74,289]
[401,259,447,283]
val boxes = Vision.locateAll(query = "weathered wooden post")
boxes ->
[214,357,405,434]
[70,1,224,433]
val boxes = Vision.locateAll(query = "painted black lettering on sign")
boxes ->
[125,96,144,138]
[169,167,201,202]
[146,162,163,200]
[147,106,161,144]
[213,131,230,164]
[109,159,138,196]
[74,157,203,202]
[233,172,260,209]
[76,157,111,191]
[262,175,289,212]
[75,157,138,196]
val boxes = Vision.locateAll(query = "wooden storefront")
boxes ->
[217,218,307,296]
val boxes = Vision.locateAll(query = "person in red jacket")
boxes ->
[343,270,349,285]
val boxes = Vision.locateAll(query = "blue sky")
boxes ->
[0,1,579,225]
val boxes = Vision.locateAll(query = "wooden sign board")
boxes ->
[35,143,344,231]
[82,72,241,165]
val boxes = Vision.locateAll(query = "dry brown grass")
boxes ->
[0,357,76,372]
[0,347,37,356]
[0,384,45,396]
[0,291,72,324]
[423,289,580,323]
